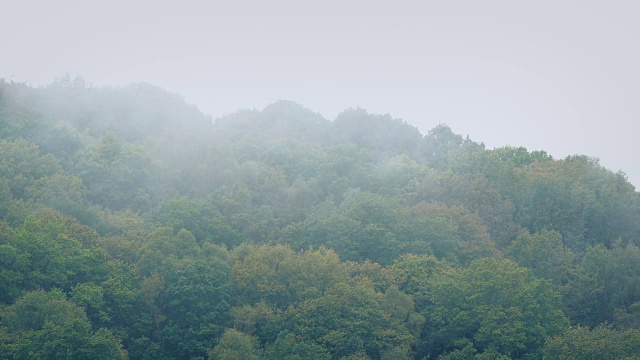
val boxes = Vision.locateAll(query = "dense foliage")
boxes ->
[1,77,640,359]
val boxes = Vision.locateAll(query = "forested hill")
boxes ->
[2,78,640,359]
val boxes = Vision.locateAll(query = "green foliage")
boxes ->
[410,170,520,248]
[425,258,568,359]
[137,227,200,276]
[137,239,233,359]
[543,325,640,360]
[74,132,152,211]
[331,108,422,156]
[502,155,640,251]
[157,256,231,359]
[564,244,640,327]
[230,245,421,358]
[380,344,414,360]
[3,80,640,359]
[71,282,110,326]
[231,245,348,309]
[489,146,552,168]
[414,202,499,264]
[147,197,240,247]
[209,328,262,360]
[0,80,41,140]
[389,253,453,312]
[4,211,109,298]
[288,281,414,359]
[264,331,331,360]
[507,229,574,285]
[0,290,127,359]
[0,139,62,199]
[288,190,493,265]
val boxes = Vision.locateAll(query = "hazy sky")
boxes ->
[3,0,640,186]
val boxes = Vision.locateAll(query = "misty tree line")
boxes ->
[1,77,640,359]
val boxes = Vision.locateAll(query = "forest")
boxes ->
[1,77,640,359]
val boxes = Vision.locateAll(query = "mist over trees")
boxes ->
[2,77,640,359]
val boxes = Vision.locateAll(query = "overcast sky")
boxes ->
[3,0,639,186]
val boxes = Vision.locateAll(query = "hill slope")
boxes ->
[1,79,639,359]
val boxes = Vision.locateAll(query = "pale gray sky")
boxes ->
[3,0,639,186]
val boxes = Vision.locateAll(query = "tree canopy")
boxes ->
[1,78,639,359]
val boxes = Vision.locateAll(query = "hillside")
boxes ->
[1,78,640,359]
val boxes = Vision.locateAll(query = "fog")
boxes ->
[4,3,640,357]
[3,0,640,185]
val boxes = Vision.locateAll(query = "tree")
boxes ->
[156,256,231,359]
[137,227,200,276]
[264,331,331,360]
[231,244,348,309]
[389,253,453,311]
[0,290,127,359]
[330,108,422,156]
[422,124,465,168]
[27,172,85,217]
[209,328,261,360]
[73,132,152,211]
[0,139,62,199]
[410,170,520,248]
[288,281,415,359]
[563,244,640,327]
[147,197,241,247]
[506,229,573,285]
[543,325,640,360]
[425,258,568,359]
[6,211,109,296]
[413,202,499,264]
